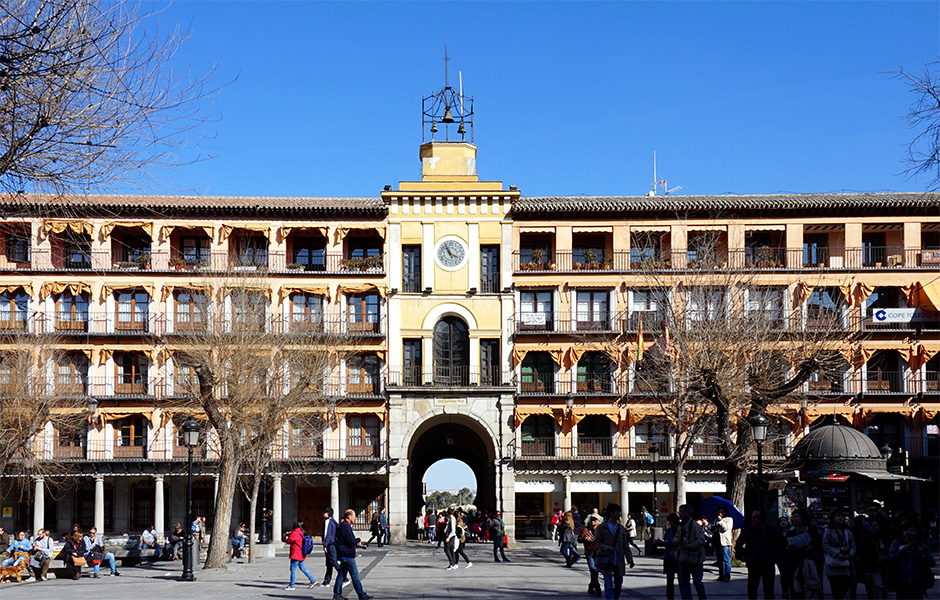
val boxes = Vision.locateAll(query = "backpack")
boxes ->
[301,534,315,557]
[645,512,654,526]
[456,525,465,543]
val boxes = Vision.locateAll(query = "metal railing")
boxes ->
[514,312,618,334]
[386,366,512,387]
[862,370,907,394]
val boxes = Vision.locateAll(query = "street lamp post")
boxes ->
[650,442,661,531]
[749,414,769,512]
[259,471,269,544]
[181,417,201,582]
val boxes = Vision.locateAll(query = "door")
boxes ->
[434,316,469,385]
[297,487,330,537]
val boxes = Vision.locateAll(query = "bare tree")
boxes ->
[895,61,940,190]
[0,0,221,193]
[606,228,852,512]
[170,283,358,569]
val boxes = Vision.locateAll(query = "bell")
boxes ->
[441,106,455,123]
[430,121,438,133]
[457,121,466,135]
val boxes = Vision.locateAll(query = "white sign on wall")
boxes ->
[872,308,930,323]
[515,477,558,493]
[571,478,615,493]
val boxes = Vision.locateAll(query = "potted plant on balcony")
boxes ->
[285,262,304,271]
[170,255,189,270]
[523,248,547,271]
[136,252,151,269]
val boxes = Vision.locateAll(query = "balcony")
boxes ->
[52,444,87,459]
[287,443,323,459]
[862,309,940,332]
[519,374,556,395]
[89,377,157,398]
[387,366,512,387]
[622,311,664,333]
[0,318,29,333]
[514,312,618,334]
[345,379,383,398]
[925,372,939,393]
[805,377,850,395]
[515,439,627,459]
[863,370,906,394]
[345,443,382,459]
[172,444,210,459]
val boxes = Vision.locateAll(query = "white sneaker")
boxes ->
[465,562,473,569]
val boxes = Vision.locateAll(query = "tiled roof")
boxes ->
[0,193,387,216]
[512,192,940,214]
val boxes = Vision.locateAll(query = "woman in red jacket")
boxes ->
[284,520,318,591]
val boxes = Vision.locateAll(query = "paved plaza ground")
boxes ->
[7,540,938,599]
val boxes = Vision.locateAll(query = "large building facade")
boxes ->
[0,137,937,543]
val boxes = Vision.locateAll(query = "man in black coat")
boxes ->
[594,503,632,600]
[333,509,372,600]
[735,510,785,600]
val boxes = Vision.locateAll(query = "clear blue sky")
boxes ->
[425,459,476,493]
[148,1,939,198]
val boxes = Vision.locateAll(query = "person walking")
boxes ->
[416,512,425,542]
[559,510,581,567]
[676,504,708,600]
[822,511,856,600]
[452,513,472,569]
[580,514,602,597]
[785,508,823,600]
[321,507,346,589]
[443,507,458,570]
[378,507,389,546]
[551,509,563,542]
[435,512,446,549]
[663,513,682,600]
[488,510,509,562]
[736,510,785,599]
[853,515,888,600]
[333,509,372,600]
[366,512,382,548]
[640,506,654,540]
[888,522,935,600]
[624,512,642,556]
[594,502,631,600]
[284,520,318,590]
[714,508,735,582]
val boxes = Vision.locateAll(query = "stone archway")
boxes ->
[405,414,497,539]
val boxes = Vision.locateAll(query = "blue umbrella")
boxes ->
[699,496,745,529]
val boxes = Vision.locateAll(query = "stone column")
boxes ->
[272,474,282,544]
[563,474,572,511]
[388,458,409,545]
[94,475,105,532]
[330,474,340,516]
[154,475,165,543]
[619,474,629,516]
[33,476,45,534]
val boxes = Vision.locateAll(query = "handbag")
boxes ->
[72,555,87,567]
[825,554,850,569]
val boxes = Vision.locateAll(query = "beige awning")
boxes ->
[334,226,386,242]
[101,221,154,238]
[159,224,215,243]
[572,226,613,234]
[686,225,726,232]
[219,223,272,243]
[161,283,212,303]
[513,405,554,428]
[512,346,565,367]
[518,226,556,234]
[630,226,670,233]
[744,224,787,231]
[39,219,94,239]
[280,225,328,241]
[0,282,34,296]
[278,285,332,303]
[100,284,155,302]
[221,285,272,300]
[337,283,386,299]
[39,281,92,300]
[901,281,940,311]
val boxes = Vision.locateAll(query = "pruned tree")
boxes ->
[170,282,359,569]
[895,60,940,190]
[0,0,221,193]
[601,227,853,512]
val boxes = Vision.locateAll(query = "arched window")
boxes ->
[434,316,469,385]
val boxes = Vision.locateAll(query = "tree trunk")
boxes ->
[674,458,687,508]
[248,473,260,564]
[204,441,239,569]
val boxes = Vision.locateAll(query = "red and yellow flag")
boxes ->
[636,312,644,363]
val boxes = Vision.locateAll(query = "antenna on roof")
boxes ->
[649,151,681,197]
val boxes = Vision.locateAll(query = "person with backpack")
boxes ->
[451,513,472,569]
[443,507,458,570]
[641,506,655,539]
[321,507,347,589]
[559,510,581,567]
[284,520,318,591]
[551,509,563,542]
[489,509,510,562]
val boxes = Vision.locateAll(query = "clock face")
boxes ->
[436,239,466,269]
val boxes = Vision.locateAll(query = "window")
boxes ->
[119,233,151,263]
[63,234,91,269]
[231,291,267,332]
[520,352,554,393]
[236,234,268,267]
[746,287,785,327]
[346,415,380,458]
[289,417,324,458]
[481,245,500,293]
[292,237,326,272]
[630,232,663,266]
[578,352,613,393]
[520,290,553,331]
[519,235,553,269]
[481,339,500,385]
[576,290,610,330]
[862,232,886,266]
[0,360,15,394]
[633,352,671,394]
[577,415,613,456]
[55,425,86,459]
[116,290,149,332]
[403,339,422,385]
[806,351,847,394]
[347,355,380,395]
[346,236,383,271]
[805,288,846,330]
[803,234,829,266]
[744,232,786,267]
[434,317,469,385]
[291,293,324,331]
[0,290,28,330]
[629,288,665,331]
[573,235,608,267]
[180,236,210,266]
[5,232,30,263]
[402,245,421,292]
[175,360,198,392]
[56,292,89,331]
[57,354,89,395]
[114,417,147,457]
[115,354,148,395]
[686,231,724,267]
[347,293,380,333]
[175,291,208,332]
[521,415,555,456]
[686,288,726,323]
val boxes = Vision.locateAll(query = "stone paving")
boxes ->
[4,540,929,599]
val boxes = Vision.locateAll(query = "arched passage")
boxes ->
[406,414,496,538]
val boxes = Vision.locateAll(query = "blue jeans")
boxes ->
[334,557,366,600]
[232,538,245,556]
[289,558,315,587]
[323,544,344,584]
[86,551,116,575]
[718,545,731,580]
[603,570,624,599]
[1,555,26,567]
[561,542,580,564]
[586,554,600,591]
[678,562,707,599]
